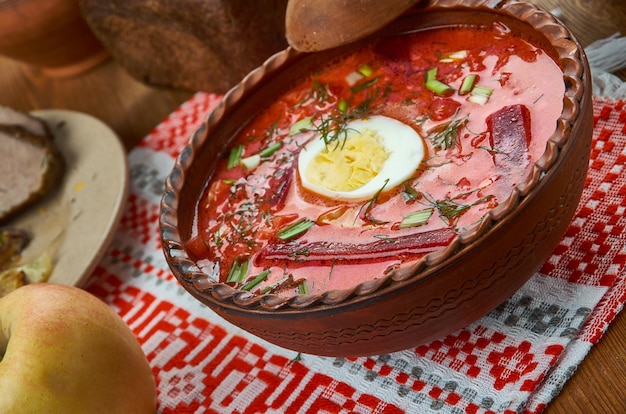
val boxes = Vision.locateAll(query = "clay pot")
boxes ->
[160,0,593,357]
[0,0,108,77]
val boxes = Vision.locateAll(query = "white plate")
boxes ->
[11,109,128,287]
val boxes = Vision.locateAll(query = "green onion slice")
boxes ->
[426,79,454,96]
[276,218,315,240]
[426,67,438,82]
[440,50,468,62]
[240,154,261,171]
[297,280,310,295]
[468,85,493,105]
[351,77,379,93]
[227,145,244,169]
[337,100,348,112]
[358,64,373,77]
[260,276,289,294]
[471,85,493,97]
[226,258,249,283]
[399,208,434,228]
[459,74,477,95]
[259,141,283,158]
[241,270,270,291]
[468,94,489,105]
[289,117,313,135]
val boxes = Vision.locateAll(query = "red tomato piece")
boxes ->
[430,98,462,122]
[185,235,211,260]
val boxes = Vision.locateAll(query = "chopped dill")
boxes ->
[356,179,390,225]
[427,113,469,150]
[213,227,223,248]
[421,191,494,226]
[402,182,420,202]
[478,145,506,154]
[351,77,379,93]
[289,352,303,365]
[310,110,357,150]
[289,249,310,258]
[299,79,330,106]
[372,234,397,243]
[309,81,381,150]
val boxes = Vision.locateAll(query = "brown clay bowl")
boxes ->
[160,0,593,357]
[0,0,108,77]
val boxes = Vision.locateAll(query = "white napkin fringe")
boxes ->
[584,33,626,100]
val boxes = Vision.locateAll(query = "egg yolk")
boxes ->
[303,129,390,192]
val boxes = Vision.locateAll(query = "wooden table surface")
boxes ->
[0,1,624,412]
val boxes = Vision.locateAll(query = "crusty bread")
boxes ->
[0,107,65,223]
[80,0,289,93]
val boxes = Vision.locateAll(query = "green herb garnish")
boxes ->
[471,85,493,97]
[240,154,261,171]
[358,64,373,77]
[305,79,330,105]
[226,258,249,283]
[402,182,420,202]
[289,352,303,365]
[276,218,315,240]
[309,79,380,149]
[259,141,283,157]
[426,67,438,82]
[227,145,244,169]
[357,179,389,225]
[468,85,493,105]
[459,74,477,95]
[399,208,434,228]
[241,269,270,291]
[427,114,469,150]
[422,192,493,226]
[289,117,313,135]
[297,280,310,295]
[337,99,348,113]
[351,77,379,93]
[426,79,454,96]
[310,111,356,150]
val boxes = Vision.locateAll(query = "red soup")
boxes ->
[187,22,564,296]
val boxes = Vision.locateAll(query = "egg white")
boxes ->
[297,115,425,201]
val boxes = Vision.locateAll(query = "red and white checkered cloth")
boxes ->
[85,94,626,413]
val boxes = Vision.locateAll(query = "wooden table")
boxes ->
[0,1,624,412]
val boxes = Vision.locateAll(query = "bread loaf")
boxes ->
[80,0,289,93]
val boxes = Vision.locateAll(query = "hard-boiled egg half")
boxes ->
[298,115,425,201]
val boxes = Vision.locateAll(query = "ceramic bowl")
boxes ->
[160,0,593,357]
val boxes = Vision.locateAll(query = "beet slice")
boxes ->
[486,104,532,167]
[256,228,456,267]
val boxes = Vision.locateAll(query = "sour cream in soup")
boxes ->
[187,22,565,296]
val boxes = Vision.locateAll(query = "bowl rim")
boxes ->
[160,0,589,313]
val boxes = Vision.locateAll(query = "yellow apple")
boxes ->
[0,283,156,413]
